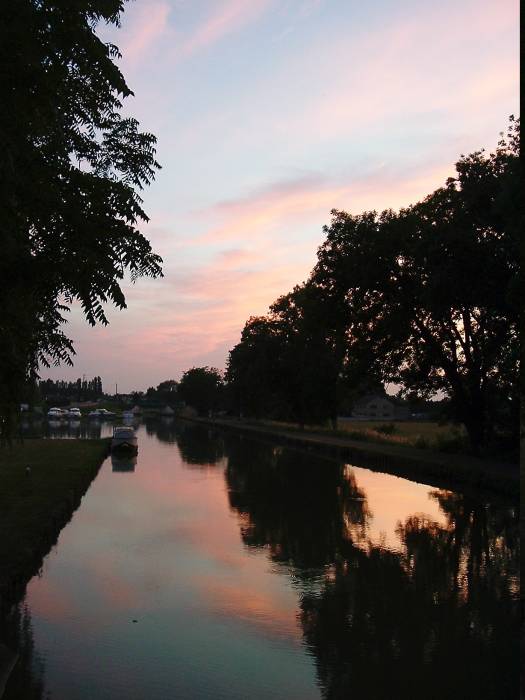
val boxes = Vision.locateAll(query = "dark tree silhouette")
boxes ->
[178,366,223,416]
[0,0,162,437]
[227,315,284,419]
[227,284,346,426]
[226,121,519,452]
[312,119,520,452]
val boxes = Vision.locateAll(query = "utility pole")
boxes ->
[115,383,118,397]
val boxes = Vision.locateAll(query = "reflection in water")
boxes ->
[176,424,225,467]
[4,420,519,699]
[1,605,45,700]
[226,440,370,571]
[111,453,137,472]
[18,416,110,440]
[222,432,520,699]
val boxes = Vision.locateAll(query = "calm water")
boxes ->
[2,419,520,699]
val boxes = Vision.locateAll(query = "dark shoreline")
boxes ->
[181,416,518,499]
[0,439,110,612]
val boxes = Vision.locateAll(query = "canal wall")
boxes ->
[181,417,518,499]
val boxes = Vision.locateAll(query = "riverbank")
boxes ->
[0,439,109,610]
[184,416,518,498]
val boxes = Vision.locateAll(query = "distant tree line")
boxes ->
[226,119,520,453]
[40,376,103,403]
[132,368,224,416]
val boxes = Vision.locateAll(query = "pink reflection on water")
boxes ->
[347,465,449,552]
[197,575,303,647]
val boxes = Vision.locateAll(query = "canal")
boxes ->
[2,419,520,699]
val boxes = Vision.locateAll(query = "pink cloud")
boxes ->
[181,0,275,57]
[177,0,517,156]
[119,1,171,63]
[41,161,455,389]
[216,248,258,268]
[117,0,276,68]
[195,164,453,243]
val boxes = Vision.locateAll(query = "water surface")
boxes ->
[3,419,520,699]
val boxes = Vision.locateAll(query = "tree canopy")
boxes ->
[0,0,162,436]
[178,367,224,416]
[313,118,520,450]
[227,285,345,425]
[227,119,520,452]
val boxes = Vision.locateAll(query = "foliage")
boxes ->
[227,121,520,450]
[178,366,224,416]
[227,284,346,425]
[226,316,283,418]
[376,422,397,435]
[40,376,103,403]
[312,118,520,451]
[0,0,162,437]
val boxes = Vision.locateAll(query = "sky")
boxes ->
[43,0,519,393]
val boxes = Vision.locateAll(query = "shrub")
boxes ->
[433,432,468,454]
[376,423,397,435]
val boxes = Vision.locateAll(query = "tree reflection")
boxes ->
[1,604,45,700]
[225,435,370,571]
[144,415,178,443]
[223,436,520,699]
[176,423,225,467]
[144,418,227,466]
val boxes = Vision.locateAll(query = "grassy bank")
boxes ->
[185,417,518,498]
[0,439,109,609]
[260,419,466,451]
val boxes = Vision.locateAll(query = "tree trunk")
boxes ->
[462,403,486,455]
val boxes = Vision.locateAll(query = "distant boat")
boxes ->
[88,408,115,419]
[111,426,138,453]
[47,407,64,418]
[67,407,81,419]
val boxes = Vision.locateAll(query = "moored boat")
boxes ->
[111,426,138,453]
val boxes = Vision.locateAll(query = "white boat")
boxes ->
[68,407,81,419]
[88,408,113,419]
[47,407,64,418]
[111,426,138,452]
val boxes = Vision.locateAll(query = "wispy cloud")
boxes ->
[181,0,275,57]
[119,1,171,63]
[118,0,275,65]
[194,163,453,243]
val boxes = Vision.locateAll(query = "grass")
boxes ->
[253,419,467,453]
[0,439,108,605]
[337,420,467,451]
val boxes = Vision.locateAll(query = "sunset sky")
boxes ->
[44,0,519,392]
